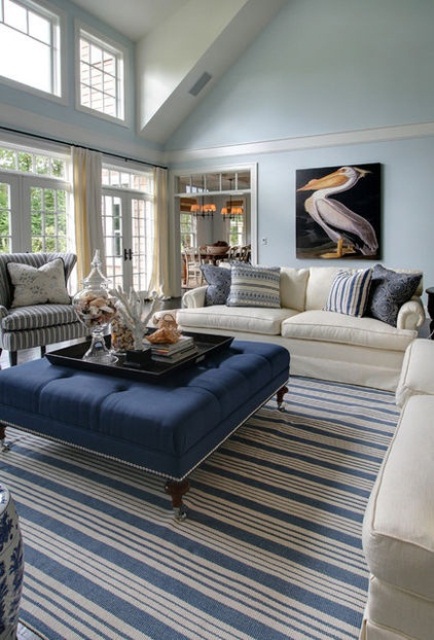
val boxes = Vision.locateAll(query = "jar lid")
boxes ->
[83,250,108,288]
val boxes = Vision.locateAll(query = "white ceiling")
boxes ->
[70,0,186,41]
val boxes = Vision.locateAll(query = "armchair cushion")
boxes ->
[2,304,78,331]
[7,258,70,308]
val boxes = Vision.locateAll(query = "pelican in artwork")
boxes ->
[297,166,379,258]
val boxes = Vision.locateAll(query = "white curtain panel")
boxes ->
[148,166,171,299]
[71,147,104,284]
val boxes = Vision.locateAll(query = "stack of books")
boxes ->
[150,335,198,363]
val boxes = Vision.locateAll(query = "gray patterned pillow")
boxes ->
[367,264,422,326]
[226,264,281,308]
[7,258,70,308]
[201,264,231,306]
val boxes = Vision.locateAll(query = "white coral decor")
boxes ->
[110,287,160,351]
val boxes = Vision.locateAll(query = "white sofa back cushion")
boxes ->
[304,267,341,310]
[280,268,309,311]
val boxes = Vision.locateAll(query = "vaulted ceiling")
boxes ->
[70,0,288,145]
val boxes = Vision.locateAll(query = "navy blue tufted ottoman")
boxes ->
[0,340,289,519]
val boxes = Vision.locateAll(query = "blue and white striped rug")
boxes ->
[1,376,398,640]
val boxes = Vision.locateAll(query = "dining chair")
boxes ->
[183,248,203,287]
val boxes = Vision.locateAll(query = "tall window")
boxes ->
[78,28,124,121]
[0,143,70,253]
[228,216,244,247]
[180,213,197,249]
[0,0,61,96]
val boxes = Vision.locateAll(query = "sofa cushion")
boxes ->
[304,267,342,310]
[363,395,434,601]
[280,268,309,311]
[367,264,422,327]
[281,310,416,351]
[7,258,70,308]
[200,265,231,306]
[324,268,372,317]
[177,305,297,336]
[226,264,281,308]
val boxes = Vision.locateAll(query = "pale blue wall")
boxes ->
[167,0,434,148]
[167,0,434,294]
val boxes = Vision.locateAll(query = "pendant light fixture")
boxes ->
[221,178,244,218]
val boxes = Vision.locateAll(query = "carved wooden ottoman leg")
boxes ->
[165,478,190,521]
[276,385,289,412]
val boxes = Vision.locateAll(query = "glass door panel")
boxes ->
[0,182,12,253]
[102,194,124,291]
[102,192,152,296]
[30,185,68,252]
[131,197,152,295]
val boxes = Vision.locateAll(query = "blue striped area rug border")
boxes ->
[0,376,398,640]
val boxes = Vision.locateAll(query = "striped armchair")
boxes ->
[0,252,88,366]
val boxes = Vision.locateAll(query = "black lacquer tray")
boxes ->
[45,332,234,381]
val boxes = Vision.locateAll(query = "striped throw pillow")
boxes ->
[324,269,372,317]
[226,265,281,308]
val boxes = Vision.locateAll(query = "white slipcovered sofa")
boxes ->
[177,265,425,391]
[361,338,434,639]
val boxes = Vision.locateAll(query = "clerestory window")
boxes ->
[0,0,62,96]
[78,27,125,122]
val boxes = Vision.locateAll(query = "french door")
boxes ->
[0,173,71,253]
[102,189,154,297]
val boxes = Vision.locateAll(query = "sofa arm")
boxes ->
[396,298,425,330]
[0,306,8,320]
[182,286,207,308]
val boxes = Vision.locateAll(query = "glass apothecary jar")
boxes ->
[73,250,117,363]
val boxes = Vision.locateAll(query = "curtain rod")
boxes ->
[0,125,167,170]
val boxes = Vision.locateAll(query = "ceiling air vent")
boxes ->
[189,72,212,97]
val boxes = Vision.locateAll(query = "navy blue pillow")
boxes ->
[201,265,231,306]
[367,264,422,326]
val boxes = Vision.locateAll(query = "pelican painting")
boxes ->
[296,164,381,259]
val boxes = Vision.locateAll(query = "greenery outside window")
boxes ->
[0,142,70,253]
[0,0,62,96]
[180,212,197,249]
[78,26,125,121]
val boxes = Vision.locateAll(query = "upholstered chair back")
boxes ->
[0,252,77,309]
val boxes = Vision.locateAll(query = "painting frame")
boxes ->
[295,163,382,260]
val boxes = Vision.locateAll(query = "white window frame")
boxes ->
[75,21,127,125]
[0,0,67,103]
[101,161,154,295]
[0,138,72,254]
